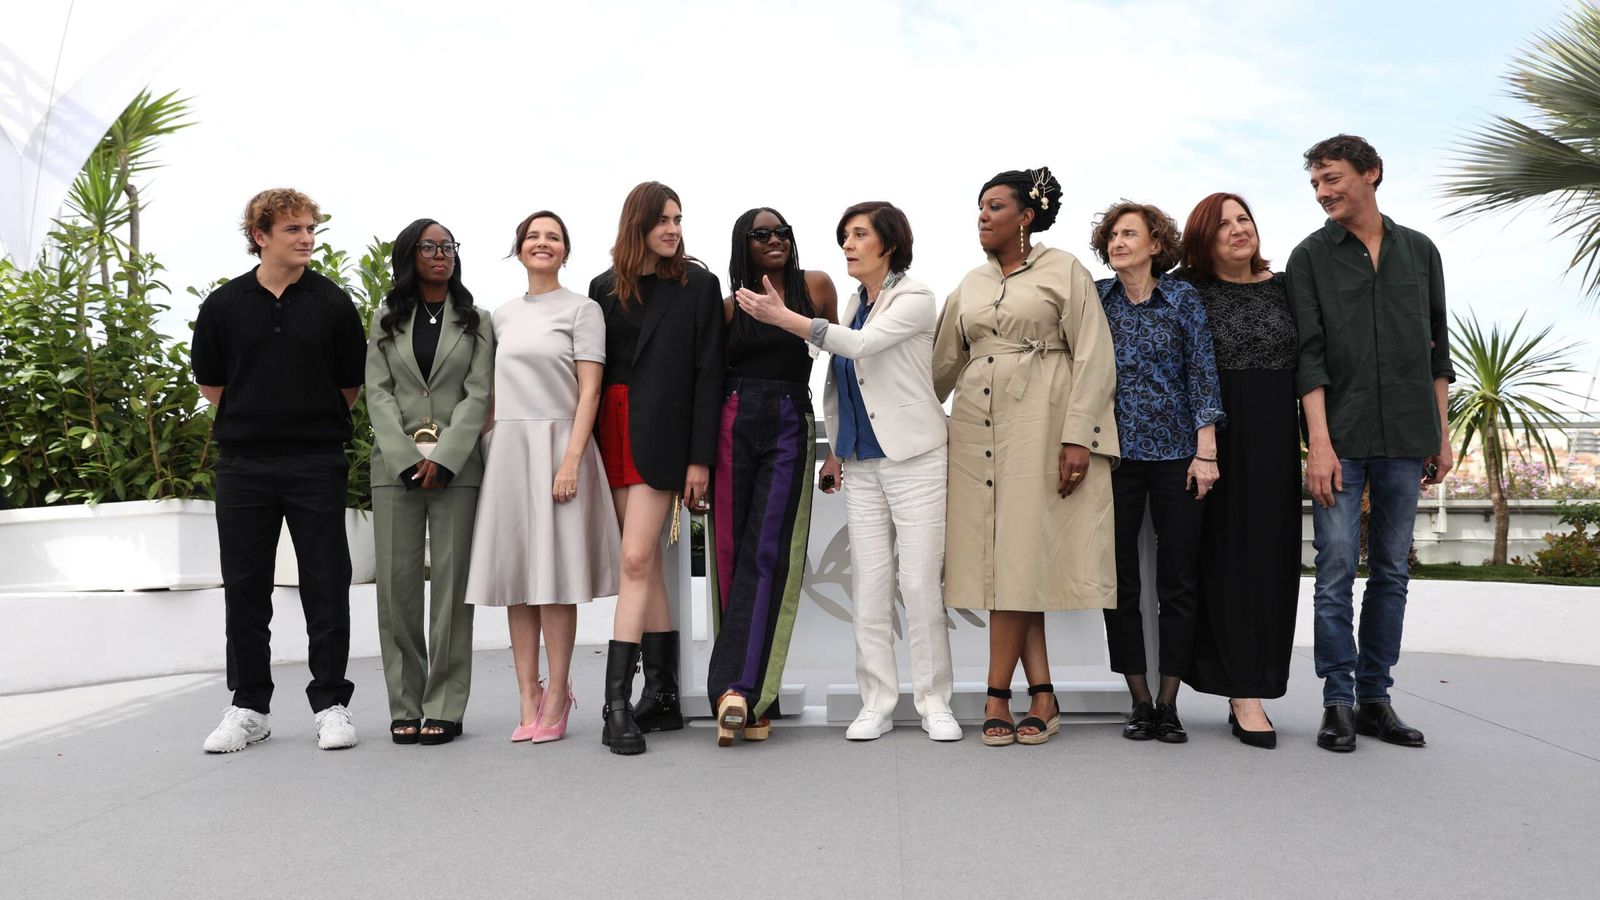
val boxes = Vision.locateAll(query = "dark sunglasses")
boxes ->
[747,225,794,243]
[418,240,460,259]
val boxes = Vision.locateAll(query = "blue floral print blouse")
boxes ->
[1095,275,1226,461]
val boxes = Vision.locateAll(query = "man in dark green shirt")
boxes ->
[1287,134,1454,754]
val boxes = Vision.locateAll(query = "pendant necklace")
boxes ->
[421,299,444,324]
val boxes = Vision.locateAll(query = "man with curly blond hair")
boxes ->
[191,188,367,753]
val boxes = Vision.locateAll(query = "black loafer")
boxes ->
[1153,702,1187,744]
[1317,706,1357,752]
[1122,702,1156,741]
[1355,701,1426,747]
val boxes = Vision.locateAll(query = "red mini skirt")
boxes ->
[597,384,645,488]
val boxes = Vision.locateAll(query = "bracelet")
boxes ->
[1194,455,1216,463]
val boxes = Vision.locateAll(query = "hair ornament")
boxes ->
[1029,168,1053,210]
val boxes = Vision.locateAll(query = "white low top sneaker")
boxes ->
[202,706,270,753]
[845,709,894,741]
[315,704,357,750]
[921,711,963,742]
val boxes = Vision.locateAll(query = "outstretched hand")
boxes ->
[736,275,787,325]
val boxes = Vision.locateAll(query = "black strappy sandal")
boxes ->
[390,718,421,745]
[982,687,1017,747]
[419,719,462,745]
[1016,683,1061,746]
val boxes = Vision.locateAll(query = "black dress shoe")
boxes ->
[1228,708,1277,750]
[1153,702,1187,744]
[1122,702,1156,741]
[1354,701,1426,747]
[1317,706,1357,752]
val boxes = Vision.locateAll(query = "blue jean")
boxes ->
[1310,457,1423,707]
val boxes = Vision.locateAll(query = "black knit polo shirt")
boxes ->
[191,266,366,457]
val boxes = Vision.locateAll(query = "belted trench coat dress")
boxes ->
[932,244,1121,612]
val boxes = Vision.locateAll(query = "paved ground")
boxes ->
[1,646,1597,899]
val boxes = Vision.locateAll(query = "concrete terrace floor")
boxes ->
[1,648,1597,899]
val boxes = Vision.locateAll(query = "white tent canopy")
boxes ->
[0,2,195,269]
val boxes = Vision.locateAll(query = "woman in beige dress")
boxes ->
[464,211,621,744]
[932,167,1120,747]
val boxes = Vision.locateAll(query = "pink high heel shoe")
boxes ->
[511,682,548,743]
[530,688,575,744]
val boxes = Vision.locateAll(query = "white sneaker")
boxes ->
[845,710,894,741]
[921,711,963,742]
[314,704,358,750]
[202,706,270,753]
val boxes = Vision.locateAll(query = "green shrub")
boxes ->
[0,252,214,507]
[1517,500,1600,577]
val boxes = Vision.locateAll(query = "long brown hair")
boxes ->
[1179,192,1271,281]
[611,181,688,306]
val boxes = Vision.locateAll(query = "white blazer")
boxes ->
[819,274,948,461]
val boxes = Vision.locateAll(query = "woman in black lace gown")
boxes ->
[1177,193,1300,749]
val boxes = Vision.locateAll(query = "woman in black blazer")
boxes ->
[588,180,725,755]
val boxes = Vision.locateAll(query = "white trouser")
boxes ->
[842,446,953,718]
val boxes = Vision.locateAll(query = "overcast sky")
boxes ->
[15,0,1600,409]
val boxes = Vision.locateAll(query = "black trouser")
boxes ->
[215,452,354,714]
[1104,458,1203,677]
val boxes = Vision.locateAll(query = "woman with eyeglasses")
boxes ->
[740,201,961,744]
[464,211,620,744]
[701,208,838,746]
[366,219,495,745]
[589,181,725,756]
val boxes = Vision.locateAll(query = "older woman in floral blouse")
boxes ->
[1091,200,1225,746]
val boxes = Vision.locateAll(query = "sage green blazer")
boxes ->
[365,298,496,487]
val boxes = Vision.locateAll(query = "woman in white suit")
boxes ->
[737,200,960,743]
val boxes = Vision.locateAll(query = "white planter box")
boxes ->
[0,499,222,592]
[272,508,376,586]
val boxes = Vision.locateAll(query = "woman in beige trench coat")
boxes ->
[932,167,1120,747]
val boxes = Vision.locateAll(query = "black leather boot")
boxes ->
[1317,705,1357,752]
[1355,700,1426,746]
[634,630,684,733]
[602,640,646,755]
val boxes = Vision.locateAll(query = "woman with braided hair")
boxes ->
[702,207,837,746]
[932,167,1120,747]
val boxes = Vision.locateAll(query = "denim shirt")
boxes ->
[1096,274,1226,461]
[830,289,887,461]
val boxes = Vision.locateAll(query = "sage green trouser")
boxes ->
[372,484,478,723]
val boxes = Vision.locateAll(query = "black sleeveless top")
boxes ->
[726,317,812,383]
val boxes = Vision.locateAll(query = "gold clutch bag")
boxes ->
[411,418,441,458]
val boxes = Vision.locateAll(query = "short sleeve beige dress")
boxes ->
[465,288,621,606]
[931,245,1120,611]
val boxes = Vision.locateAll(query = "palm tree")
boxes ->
[1444,6,1600,294]
[61,89,192,288]
[1448,313,1580,564]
